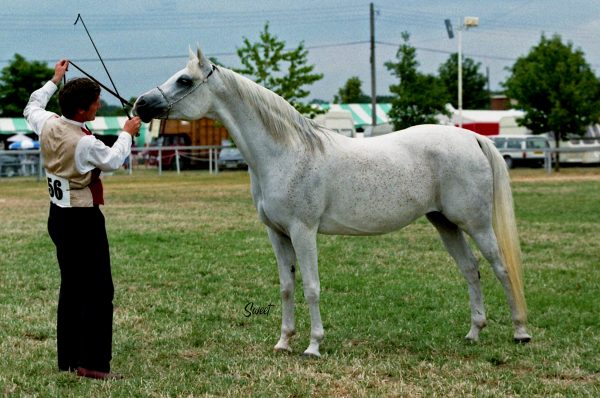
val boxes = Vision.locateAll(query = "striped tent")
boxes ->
[0,118,31,134]
[318,103,392,128]
[0,117,147,146]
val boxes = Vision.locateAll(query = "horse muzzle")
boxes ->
[133,90,169,123]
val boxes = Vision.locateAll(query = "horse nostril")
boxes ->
[136,98,147,107]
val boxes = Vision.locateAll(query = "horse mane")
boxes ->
[217,67,329,152]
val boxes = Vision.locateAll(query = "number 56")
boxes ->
[47,177,64,200]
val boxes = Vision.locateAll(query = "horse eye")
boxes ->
[177,76,193,87]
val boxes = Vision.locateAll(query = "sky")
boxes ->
[2,0,599,106]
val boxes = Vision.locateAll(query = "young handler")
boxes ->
[24,59,141,380]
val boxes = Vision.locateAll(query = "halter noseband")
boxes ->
[156,64,217,119]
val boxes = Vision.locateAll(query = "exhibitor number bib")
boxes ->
[45,171,71,207]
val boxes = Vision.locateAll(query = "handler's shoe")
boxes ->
[76,367,123,380]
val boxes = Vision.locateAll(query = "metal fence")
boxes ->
[0,149,43,179]
[539,146,600,174]
[127,145,222,176]
[2,145,600,180]
[0,145,224,180]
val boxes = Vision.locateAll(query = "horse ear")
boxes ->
[197,46,212,69]
[188,46,198,62]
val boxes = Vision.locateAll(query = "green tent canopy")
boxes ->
[0,117,147,146]
[318,103,392,128]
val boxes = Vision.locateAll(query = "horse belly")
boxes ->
[318,214,418,235]
[316,149,438,236]
[318,190,434,236]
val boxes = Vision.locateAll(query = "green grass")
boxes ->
[1,169,599,397]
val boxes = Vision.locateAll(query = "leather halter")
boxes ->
[156,64,217,119]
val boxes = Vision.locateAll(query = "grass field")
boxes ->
[1,168,599,397]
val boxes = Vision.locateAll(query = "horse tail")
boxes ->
[474,134,527,323]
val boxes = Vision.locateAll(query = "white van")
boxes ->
[314,110,356,137]
[558,137,600,164]
[491,135,550,169]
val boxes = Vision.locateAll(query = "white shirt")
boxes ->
[23,81,132,173]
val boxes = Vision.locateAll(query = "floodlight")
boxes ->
[444,19,454,39]
[464,16,479,28]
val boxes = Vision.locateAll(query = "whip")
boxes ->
[71,13,132,119]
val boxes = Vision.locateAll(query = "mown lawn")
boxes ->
[0,168,599,397]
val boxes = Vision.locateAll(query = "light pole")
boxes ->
[446,16,479,129]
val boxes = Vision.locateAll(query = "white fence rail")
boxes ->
[497,146,600,174]
[0,146,224,180]
[540,146,600,174]
[2,145,599,179]
[0,149,42,179]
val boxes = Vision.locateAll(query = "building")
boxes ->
[439,105,528,136]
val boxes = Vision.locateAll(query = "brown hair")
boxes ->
[58,77,100,118]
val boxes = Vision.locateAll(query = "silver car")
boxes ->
[217,147,247,170]
[491,135,549,169]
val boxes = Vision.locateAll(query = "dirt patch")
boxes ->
[510,168,600,183]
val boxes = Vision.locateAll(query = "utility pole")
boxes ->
[458,23,463,128]
[486,66,491,99]
[370,2,377,127]
[446,16,479,129]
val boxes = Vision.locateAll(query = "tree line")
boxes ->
[1,23,599,149]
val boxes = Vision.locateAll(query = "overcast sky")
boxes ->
[2,0,599,105]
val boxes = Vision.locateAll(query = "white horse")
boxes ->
[134,48,531,357]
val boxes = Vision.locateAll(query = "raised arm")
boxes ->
[23,59,70,135]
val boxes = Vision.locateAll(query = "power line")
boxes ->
[376,41,518,62]
[0,41,371,64]
[2,39,598,69]
[0,7,367,31]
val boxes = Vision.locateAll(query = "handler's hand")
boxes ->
[123,116,142,137]
[51,59,69,86]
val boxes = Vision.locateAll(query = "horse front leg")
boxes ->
[267,228,297,353]
[290,225,324,358]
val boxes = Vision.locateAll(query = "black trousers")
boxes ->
[48,203,114,372]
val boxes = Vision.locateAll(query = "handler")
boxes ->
[24,59,141,380]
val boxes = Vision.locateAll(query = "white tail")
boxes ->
[475,135,527,323]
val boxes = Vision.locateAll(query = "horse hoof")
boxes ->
[464,331,480,342]
[514,336,531,344]
[274,346,292,354]
[301,352,321,359]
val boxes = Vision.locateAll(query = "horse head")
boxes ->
[133,47,216,123]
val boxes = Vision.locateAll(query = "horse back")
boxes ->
[313,125,493,235]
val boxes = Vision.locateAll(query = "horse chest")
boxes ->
[253,179,322,235]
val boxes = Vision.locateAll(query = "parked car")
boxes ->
[218,147,247,170]
[143,134,191,169]
[558,137,600,164]
[313,110,356,137]
[491,135,550,169]
[0,154,21,177]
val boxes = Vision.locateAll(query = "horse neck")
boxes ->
[210,98,280,173]
[209,70,308,171]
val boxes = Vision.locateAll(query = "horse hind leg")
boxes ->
[426,212,487,341]
[468,226,531,343]
[267,228,297,353]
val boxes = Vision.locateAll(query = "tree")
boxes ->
[504,34,600,170]
[334,76,370,103]
[96,100,125,116]
[235,22,323,115]
[0,54,60,117]
[438,53,489,109]
[384,32,448,130]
